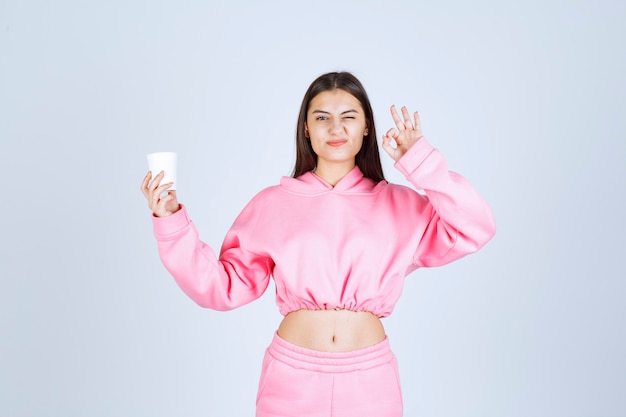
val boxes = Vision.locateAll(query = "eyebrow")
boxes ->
[311,109,360,115]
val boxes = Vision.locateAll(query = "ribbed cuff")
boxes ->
[152,204,191,237]
[393,137,435,177]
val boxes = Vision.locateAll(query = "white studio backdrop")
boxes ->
[1,1,625,416]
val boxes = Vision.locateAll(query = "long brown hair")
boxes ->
[291,72,386,183]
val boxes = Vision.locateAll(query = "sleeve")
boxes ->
[394,137,497,268]
[152,203,274,310]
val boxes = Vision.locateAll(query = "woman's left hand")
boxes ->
[382,105,423,162]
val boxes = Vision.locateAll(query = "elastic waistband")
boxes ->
[266,332,395,373]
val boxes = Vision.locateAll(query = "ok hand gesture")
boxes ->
[382,105,423,162]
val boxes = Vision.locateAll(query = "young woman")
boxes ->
[141,71,496,417]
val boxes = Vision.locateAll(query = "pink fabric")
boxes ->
[152,137,496,317]
[256,333,403,417]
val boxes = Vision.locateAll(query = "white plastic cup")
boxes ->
[146,152,177,190]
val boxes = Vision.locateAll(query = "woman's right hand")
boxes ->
[140,171,180,217]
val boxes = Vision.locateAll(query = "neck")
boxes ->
[314,161,356,186]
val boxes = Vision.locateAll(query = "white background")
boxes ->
[1,1,625,416]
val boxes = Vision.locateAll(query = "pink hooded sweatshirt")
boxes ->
[152,138,496,318]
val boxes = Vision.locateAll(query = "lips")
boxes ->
[327,140,348,147]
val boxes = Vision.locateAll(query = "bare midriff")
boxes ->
[277,309,386,352]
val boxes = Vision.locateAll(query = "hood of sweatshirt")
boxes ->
[279,166,386,195]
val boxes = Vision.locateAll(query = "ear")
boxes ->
[304,122,309,138]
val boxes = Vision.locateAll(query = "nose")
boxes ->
[330,118,344,134]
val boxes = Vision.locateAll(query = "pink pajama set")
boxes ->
[151,137,496,416]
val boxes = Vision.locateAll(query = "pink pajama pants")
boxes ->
[256,333,403,417]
